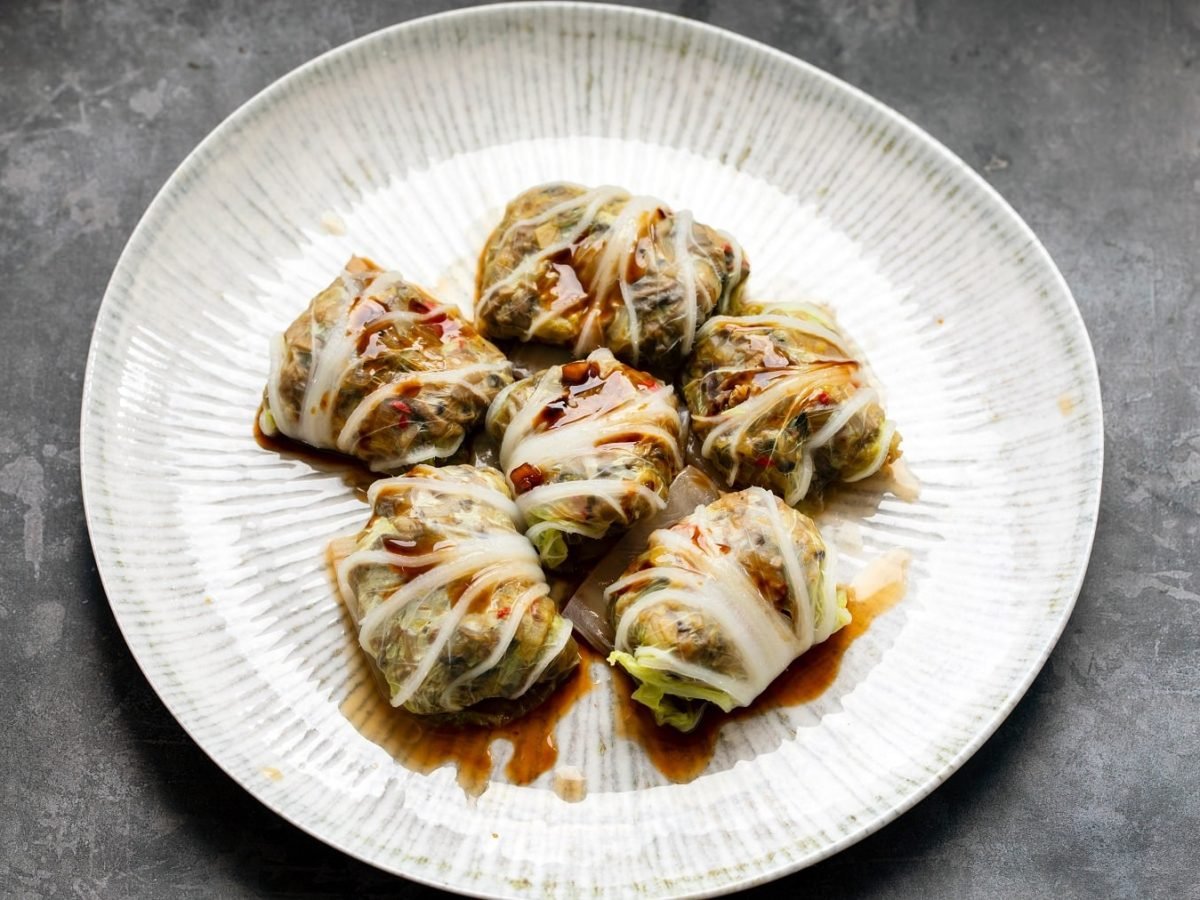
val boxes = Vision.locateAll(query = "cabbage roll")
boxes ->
[261,257,512,472]
[476,183,748,371]
[607,487,848,731]
[334,464,579,725]
[486,348,684,569]
[683,305,901,504]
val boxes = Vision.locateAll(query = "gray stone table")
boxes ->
[2,0,1196,896]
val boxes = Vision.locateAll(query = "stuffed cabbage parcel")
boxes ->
[333,464,579,724]
[607,487,848,731]
[261,256,512,472]
[476,183,749,371]
[486,348,684,569]
[683,303,901,504]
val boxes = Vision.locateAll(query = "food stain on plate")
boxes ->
[339,647,596,797]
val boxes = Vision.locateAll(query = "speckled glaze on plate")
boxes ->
[80,4,1103,897]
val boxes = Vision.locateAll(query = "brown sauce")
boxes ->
[340,647,597,797]
[379,533,452,580]
[328,523,599,797]
[348,296,387,335]
[253,412,380,499]
[612,572,907,783]
[534,370,641,430]
[320,447,906,792]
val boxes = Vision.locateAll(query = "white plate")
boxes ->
[81,4,1103,896]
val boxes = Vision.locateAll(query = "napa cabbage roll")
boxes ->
[334,464,579,724]
[486,348,684,569]
[476,183,748,371]
[607,487,848,731]
[683,304,901,504]
[261,256,512,472]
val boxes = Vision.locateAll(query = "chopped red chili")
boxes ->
[390,399,412,426]
[681,523,706,546]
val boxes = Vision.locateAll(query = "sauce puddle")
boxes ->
[613,551,910,783]
[327,538,597,797]
[254,414,379,499]
[339,648,596,797]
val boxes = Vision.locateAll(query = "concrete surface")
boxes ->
[1,0,1197,897]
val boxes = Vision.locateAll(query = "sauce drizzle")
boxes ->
[340,648,596,797]
[613,556,909,783]
[253,412,379,499]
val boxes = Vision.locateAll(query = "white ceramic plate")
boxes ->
[81,4,1103,896]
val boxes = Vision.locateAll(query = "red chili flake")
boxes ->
[408,298,433,314]
[510,462,545,493]
[497,606,511,620]
[390,399,412,427]
[630,371,659,390]
[755,455,773,468]
[815,391,832,405]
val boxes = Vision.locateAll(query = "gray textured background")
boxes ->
[1,0,1197,897]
